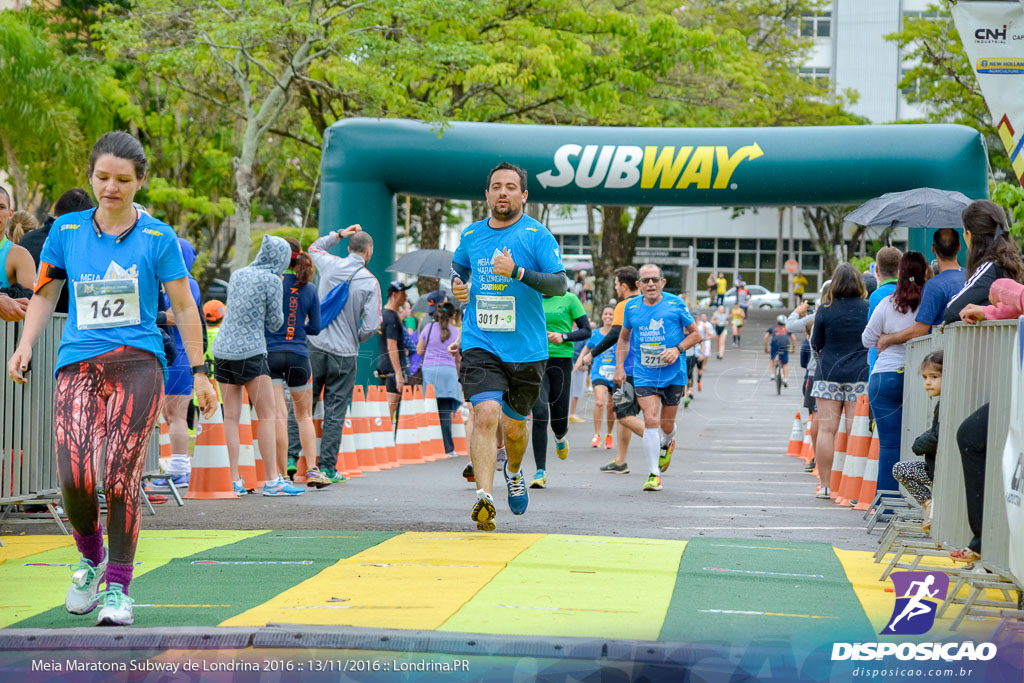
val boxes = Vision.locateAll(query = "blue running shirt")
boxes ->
[40,209,188,374]
[452,214,564,363]
[622,293,696,387]
[586,328,617,384]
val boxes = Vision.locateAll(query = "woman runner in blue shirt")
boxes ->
[7,132,217,627]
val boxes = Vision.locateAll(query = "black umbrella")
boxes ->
[386,249,454,280]
[845,188,971,229]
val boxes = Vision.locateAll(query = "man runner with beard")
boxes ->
[451,162,566,530]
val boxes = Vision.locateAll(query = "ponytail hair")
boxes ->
[434,302,455,342]
[284,236,314,288]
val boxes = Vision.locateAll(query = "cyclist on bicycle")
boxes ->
[764,314,796,388]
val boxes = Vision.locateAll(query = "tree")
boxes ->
[100,0,375,270]
[0,10,114,211]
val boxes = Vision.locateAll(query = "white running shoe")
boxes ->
[66,555,107,615]
[96,583,134,626]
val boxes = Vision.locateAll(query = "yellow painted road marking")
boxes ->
[219,532,543,629]
[440,535,685,641]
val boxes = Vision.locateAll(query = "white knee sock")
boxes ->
[643,429,661,475]
[659,428,676,448]
[168,453,190,475]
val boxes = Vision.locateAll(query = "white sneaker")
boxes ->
[96,583,134,626]
[65,554,107,615]
[816,486,831,499]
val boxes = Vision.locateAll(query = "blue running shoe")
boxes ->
[233,479,247,497]
[504,464,529,515]
[149,473,189,492]
[264,476,304,496]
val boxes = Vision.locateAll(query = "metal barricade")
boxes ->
[1,315,66,505]
[927,320,1019,569]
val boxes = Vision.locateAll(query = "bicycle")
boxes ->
[774,356,784,395]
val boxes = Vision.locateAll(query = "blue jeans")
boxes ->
[868,371,904,493]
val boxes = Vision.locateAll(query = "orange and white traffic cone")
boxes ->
[378,387,399,467]
[827,413,848,499]
[837,396,871,506]
[351,385,380,473]
[422,385,447,460]
[238,390,259,490]
[799,415,814,463]
[854,424,880,511]
[372,385,399,468]
[452,403,468,457]
[338,411,363,477]
[786,413,805,457]
[158,415,172,465]
[366,385,393,470]
[395,384,423,465]
[185,405,236,499]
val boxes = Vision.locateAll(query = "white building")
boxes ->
[546,0,930,296]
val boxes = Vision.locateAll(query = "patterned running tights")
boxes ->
[55,346,164,566]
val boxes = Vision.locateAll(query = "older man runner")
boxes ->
[451,162,566,531]
[615,264,702,491]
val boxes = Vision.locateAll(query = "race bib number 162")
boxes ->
[75,278,141,330]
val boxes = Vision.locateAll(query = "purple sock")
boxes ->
[73,527,105,566]
[106,563,134,595]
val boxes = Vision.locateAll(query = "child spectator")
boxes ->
[892,351,943,532]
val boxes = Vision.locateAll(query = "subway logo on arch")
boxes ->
[536,143,764,191]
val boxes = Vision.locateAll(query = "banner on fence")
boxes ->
[1004,317,1024,583]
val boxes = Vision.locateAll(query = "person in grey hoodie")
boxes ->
[307,224,381,480]
[211,234,303,497]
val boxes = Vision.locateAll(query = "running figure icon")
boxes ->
[886,574,941,633]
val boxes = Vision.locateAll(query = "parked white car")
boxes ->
[698,285,785,309]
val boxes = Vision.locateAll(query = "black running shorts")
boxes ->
[459,347,545,418]
[635,384,686,407]
[213,354,269,386]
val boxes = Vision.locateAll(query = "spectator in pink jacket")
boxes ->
[958,278,1024,323]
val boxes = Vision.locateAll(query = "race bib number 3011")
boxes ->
[75,278,141,330]
[477,295,516,332]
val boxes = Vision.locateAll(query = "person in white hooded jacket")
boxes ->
[212,234,303,497]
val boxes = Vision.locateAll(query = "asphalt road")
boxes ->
[20,309,872,552]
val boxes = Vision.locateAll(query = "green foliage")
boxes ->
[0,10,117,208]
[849,256,874,273]
[991,180,1024,242]
[247,226,319,261]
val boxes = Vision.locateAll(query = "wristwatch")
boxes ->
[561,333,569,342]
[190,363,210,376]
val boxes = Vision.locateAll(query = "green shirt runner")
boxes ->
[543,292,586,358]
